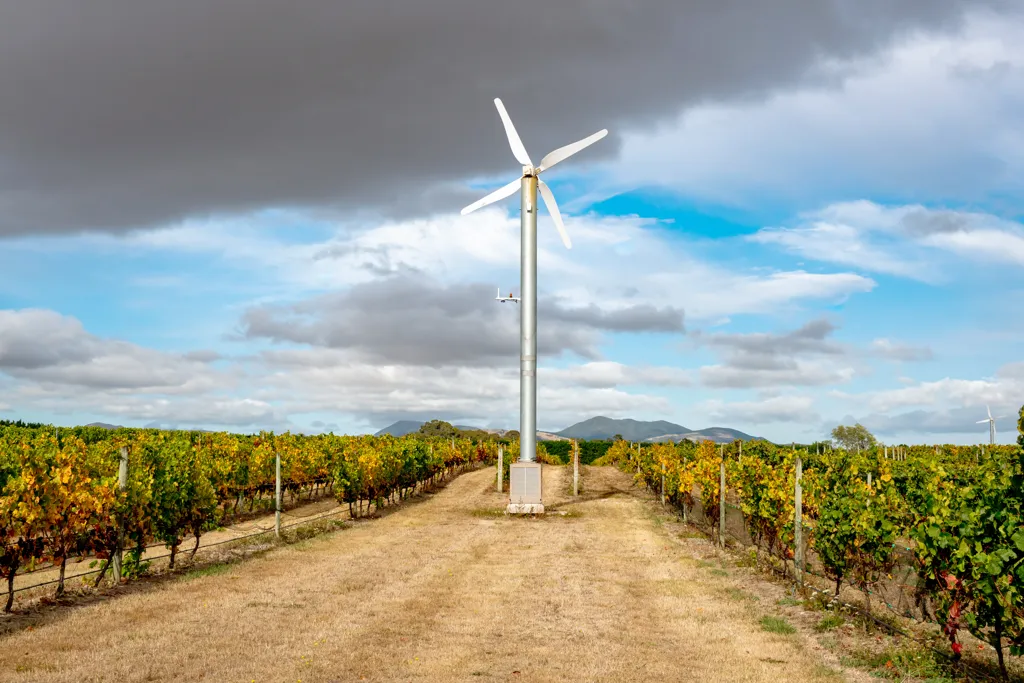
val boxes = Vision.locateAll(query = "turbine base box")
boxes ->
[508,461,543,509]
[506,503,545,514]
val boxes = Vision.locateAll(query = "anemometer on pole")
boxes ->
[495,287,520,303]
[462,98,607,513]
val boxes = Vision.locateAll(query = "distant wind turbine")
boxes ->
[976,405,1005,445]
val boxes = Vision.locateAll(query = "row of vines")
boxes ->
[604,407,1024,679]
[0,426,498,611]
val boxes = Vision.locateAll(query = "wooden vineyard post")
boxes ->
[573,440,579,497]
[795,455,803,587]
[660,458,666,506]
[719,445,726,549]
[497,445,504,493]
[738,440,742,465]
[112,446,129,584]
[275,452,282,539]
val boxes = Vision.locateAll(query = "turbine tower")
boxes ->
[462,98,606,512]
[977,405,1004,445]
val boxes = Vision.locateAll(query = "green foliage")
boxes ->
[912,448,1024,677]
[811,450,902,608]
[623,418,1024,676]
[0,419,46,429]
[541,441,571,463]
[815,613,845,632]
[579,440,613,464]
[759,615,796,634]
[0,424,494,609]
[536,440,613,465]
[418,420,458,437]
[830,423,877,452]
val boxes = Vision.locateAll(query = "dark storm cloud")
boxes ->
[697,319,843,362]
[539,299,683,333]
[240,274,682,365]
[694,319,853,388]
[0,0,1005,235]
[899,209,976,236]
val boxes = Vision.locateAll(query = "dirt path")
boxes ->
[0,466,851,682]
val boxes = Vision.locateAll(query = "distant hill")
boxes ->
[85,422,122,430]
[375,420,425,437]
[374,420,509,438]
[555,417,690,442]
[537,431,570,442]
[374,417,759,443]
[646,427,758,444]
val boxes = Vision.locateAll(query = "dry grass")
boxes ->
[0,465,850,682]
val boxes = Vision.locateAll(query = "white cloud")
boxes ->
[544,362,692,389]
[870,338,934,362]
[255,349,674,430]
[71,207,877,322]
[616,9,1024,209]
[700,362,856,389]
[750,200,1024,277]
[748,220,932,280]
[702,395,820,425]
[860,375,1019,413]
[0,309,226,393]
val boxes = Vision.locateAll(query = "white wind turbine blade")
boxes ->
[461,178,521,215]
[537,179,571,249]
[494,98,532,166]
[537,129,608,174]
[977,419,990,424]
[987,404,993,419]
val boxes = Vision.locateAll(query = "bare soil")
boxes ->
[0,465,862,682]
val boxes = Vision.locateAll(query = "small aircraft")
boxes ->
[496,287,520,303]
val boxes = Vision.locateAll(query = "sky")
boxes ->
[0,1,1022,444]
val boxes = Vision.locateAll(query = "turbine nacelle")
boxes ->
[461,97,608,251]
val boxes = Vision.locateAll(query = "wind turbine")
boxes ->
[977,405,1005,445]
[462,98,607,466]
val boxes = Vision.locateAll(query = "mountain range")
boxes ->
[76,417,760,444]
[374,416,760,444]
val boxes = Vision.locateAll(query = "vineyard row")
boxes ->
[605,410,1024,679]
[0,427,509,611]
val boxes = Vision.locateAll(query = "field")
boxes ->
[0,465,870,683]
[3,422,1024,681]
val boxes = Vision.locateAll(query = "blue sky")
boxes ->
[0,4,1022,444]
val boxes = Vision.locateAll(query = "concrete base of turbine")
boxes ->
[506,503,545,515]
[507,461,544,515]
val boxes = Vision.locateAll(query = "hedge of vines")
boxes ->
[0,426,497,611]
[608,407,1024,679]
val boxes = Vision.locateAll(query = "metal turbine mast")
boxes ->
[462,98,607,463]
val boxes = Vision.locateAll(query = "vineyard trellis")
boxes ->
[605,407,1024,680]
[0,426,500,611]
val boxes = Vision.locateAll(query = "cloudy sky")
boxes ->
[1,1,1022,444]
